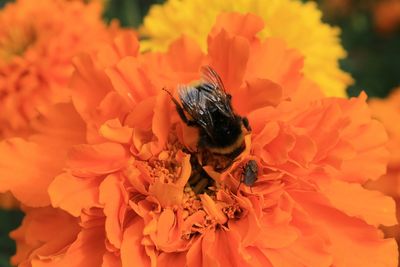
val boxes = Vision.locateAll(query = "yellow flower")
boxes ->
[140,0,352,97]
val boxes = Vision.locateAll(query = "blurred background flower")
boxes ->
[0,0,120,265]
[367,88,400,258]
[140,0,352,97]
[0,0,116,139]
[318,0,400,97]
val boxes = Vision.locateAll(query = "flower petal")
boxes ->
[11,207,79,266]
[71,54,113,122]
[49,172,101,217]
[201,230,253,267]
[262,234,332,267]
[0,103,85,206]
[105,57,157,106]
[200,194,228,225]
[151,93,172,155]
[165,36,204,73]
[99,174,129,249]
[232,78,283,115]
[157,252,186,267]
[99,119,133,144]
[149,181,183,208]
[67,142,129,177]
[209,12,264,43]
[320,179,397,227]
[291,191,398,267]
[102,252,122,267]
[57,215,107,267]
[207,30,250,91]
[0,139,56,206]
[246,38,303,98]
[121,218,151,267]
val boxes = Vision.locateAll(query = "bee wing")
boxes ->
[178,85,214,131]
[199,66,235,118]
[200,66,226,93]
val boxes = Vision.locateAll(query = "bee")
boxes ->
[237,160,258,191]
[187,153,214,194]
[164,66,251,159]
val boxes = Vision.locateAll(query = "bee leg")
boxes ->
[163,88,197,127]
[175,106,198,127]
[189,172,202,185]
[193,178,209,194]
[215,158,236,172]
[242,117,251,131]
[182,147,191,154]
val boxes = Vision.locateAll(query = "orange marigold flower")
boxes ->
[375,89,400,164]
[10,206,80,266]
[367,88,400,247]
[0,0,116,139]
[367,88,400,197]
[0,13,397,267]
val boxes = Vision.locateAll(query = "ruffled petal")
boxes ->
[232,78,283,115]
[209,12,264,44]
[0,139,57,206]
[11,207,80,266]
[207,30,250,91]
[0,103,85,206]
[67,143,129,177]
[49,172,102,217]
[99,174,129,249]
[291,191,398,267]
[320,179,397,227]
[121,218,151,267]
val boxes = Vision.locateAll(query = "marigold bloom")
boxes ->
[365,88,400,258]
[10,206,80,265]
[367,88,400,196]
[0,13,397,267]
[0,0,114,139]
[140,0,352,98]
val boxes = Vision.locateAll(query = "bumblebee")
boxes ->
[165,66,250,158]
[238,160,258,191]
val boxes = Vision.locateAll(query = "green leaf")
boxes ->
[0,209,24,267]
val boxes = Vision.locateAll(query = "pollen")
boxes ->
[147,158,178,184]
[144,141,183,184]
[134,137,248,242]
[182,186,202,216]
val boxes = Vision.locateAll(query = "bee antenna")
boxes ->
[162,87,181,106]
[162,87,173,97]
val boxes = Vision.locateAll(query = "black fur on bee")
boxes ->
[163,66,251,159]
